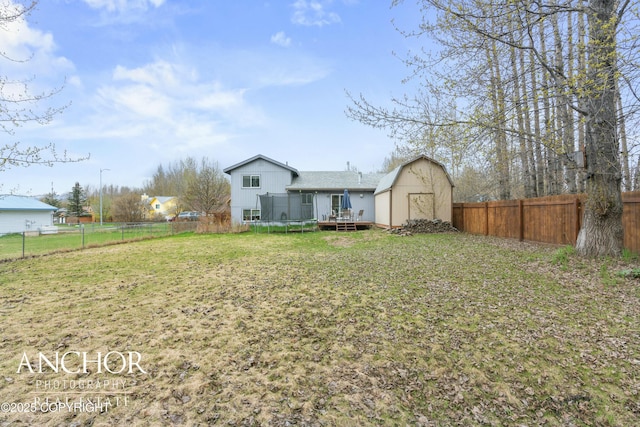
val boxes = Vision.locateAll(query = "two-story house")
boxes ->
[223,154,382,224]
[224,154,454,228]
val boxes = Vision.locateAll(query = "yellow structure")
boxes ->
[374,156,454,228]
[141,194,178,221]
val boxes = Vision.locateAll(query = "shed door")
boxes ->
[408,193,435,220]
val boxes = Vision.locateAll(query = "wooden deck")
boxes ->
[318,221,373,231]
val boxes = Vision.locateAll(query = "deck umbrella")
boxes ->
[341,189,352,213]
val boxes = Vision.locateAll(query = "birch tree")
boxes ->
[348,0,637,256]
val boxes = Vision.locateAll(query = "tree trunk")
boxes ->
[576,3,588,193]
[529,48,544,197]
[539,18,555,196]
[617,83,631,191]
[551,11,577,193]
[487,39,511,200]
[509,26,534,198]
[575,0,623,257]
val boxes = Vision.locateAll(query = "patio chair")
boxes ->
[357,209,364,221]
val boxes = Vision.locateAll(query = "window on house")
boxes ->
[242,209,261,221]
[301,193,313,205]
[242,175,260,188]
[155,204,160,209]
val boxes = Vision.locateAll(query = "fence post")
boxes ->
[22,232,25,258]
[518,199,524,241]
[574,197,581,244]
[484,202,489,236]
[82,225,85,249]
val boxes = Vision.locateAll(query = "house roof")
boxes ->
[149,196,175,204]
[223,154,299,176]
[287,171,384,191]
[374,155,455,195]
[0,195,58,211]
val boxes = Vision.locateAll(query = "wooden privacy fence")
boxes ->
[452,192,640,253]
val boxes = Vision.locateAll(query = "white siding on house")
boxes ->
[225,155,383,225]
[314,191,376,222]
[0,195,57,235]
[0,211,54,235]
[226,157,296,224]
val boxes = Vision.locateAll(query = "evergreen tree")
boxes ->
[67,182,87,217]
[40,191,61,208]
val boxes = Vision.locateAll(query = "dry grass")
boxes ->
[0,230,639,426]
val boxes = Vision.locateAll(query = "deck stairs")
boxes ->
[336,222,357,231]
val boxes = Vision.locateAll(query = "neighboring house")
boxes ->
[142,194,178,220]
[374,155,454,228]
[223,154,383,224]
[0,195,58,235]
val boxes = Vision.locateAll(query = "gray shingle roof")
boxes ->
[0,195,58,211]
[223,154,299,176]
[287,171,384,191]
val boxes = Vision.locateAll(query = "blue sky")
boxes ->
[2,0,420,196]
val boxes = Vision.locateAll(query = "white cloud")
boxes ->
[270,31,292,47]
[77,59,262,156]
[291,0,341,27]
[0,0,74,115]
[0,2,74,78]
[109,61,246,111]
[113,61,180,87]
[82,0,165,13]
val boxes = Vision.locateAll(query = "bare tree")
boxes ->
[183,158,230,216]
[112,192,145,223]
[144,157,230,216]
[0,1,87,175]
[349,0,634,257]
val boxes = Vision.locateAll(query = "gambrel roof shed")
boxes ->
[374,155,454,228]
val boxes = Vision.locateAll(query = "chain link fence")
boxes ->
[0,222,199,261]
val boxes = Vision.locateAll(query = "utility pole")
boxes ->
[100,168,110,226]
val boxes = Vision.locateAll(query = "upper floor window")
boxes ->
[242,175,260,188]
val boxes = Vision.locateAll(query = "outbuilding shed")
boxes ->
[0,195,58,235]
[374,156,454,228]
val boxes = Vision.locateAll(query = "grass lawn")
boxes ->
[0,230,638,426]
